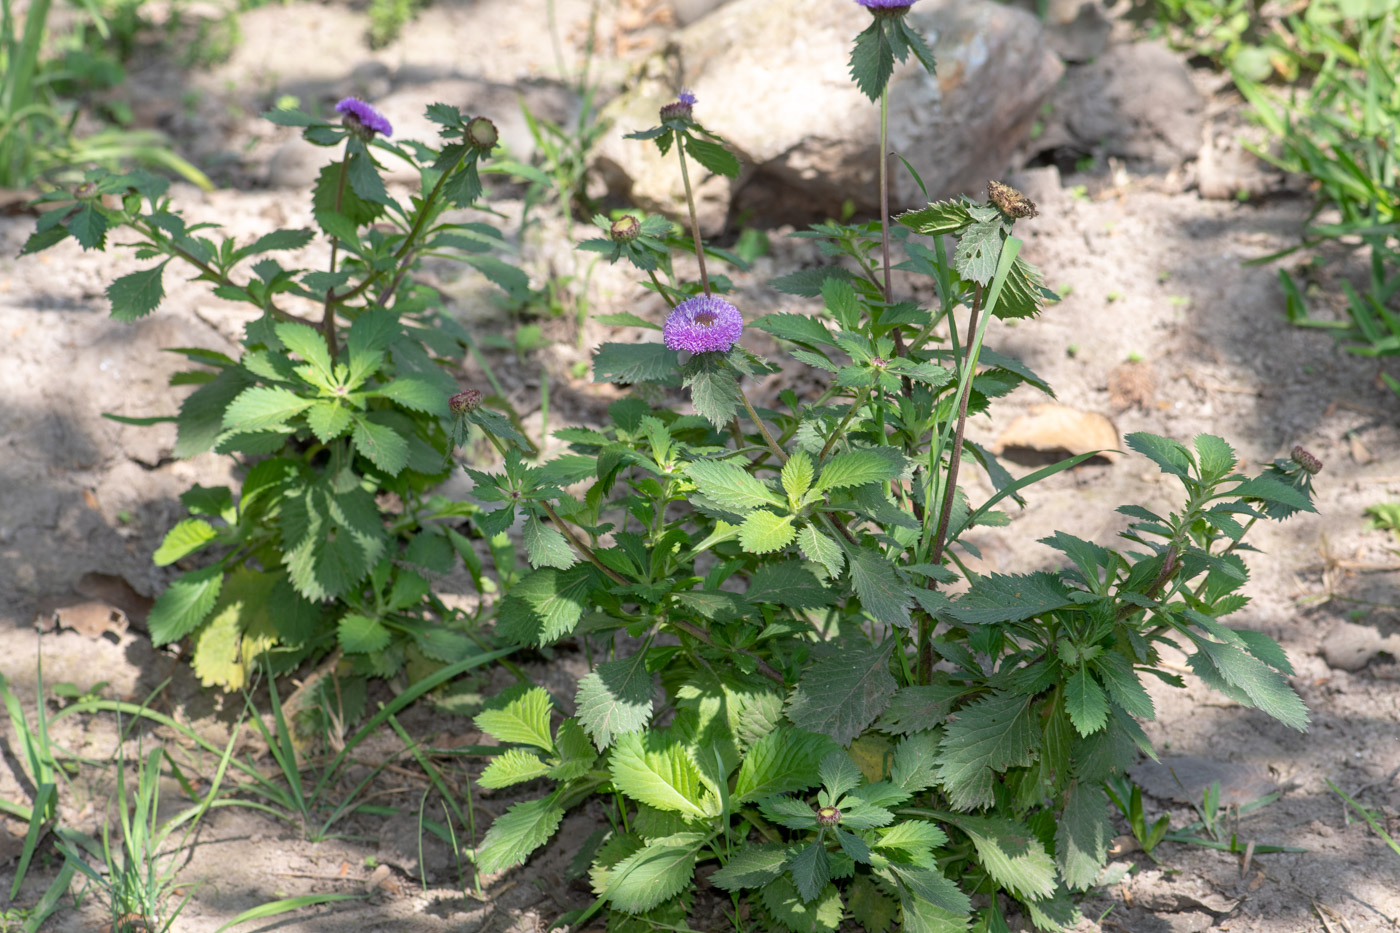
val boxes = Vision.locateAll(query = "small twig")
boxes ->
[740,389,785,463]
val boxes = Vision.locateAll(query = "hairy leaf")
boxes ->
[606,833,704,913]
[475,685,555,752]
[478,748,550,789]
[787,639,897,746]
[1056,780,1111,890]
[935,692,1041,810]
[735,726,835,802]
[576,654,654,749]
[609,732,716,818]
[475,795,564,874]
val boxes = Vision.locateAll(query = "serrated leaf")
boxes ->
[373,377,449,415]
[1192,638,1309,731]
[876,684,964,735]
[796,525,844,579]
[475,686,556,752]
[890,731,941,795]
[278,481,385,603]
[782,450,815,501]
[891,864,972,918]
[734,726,836,802]
[1091,652,1155,721]
[816,448,904,491]
[523,515,576,570]
[549,719,597,781]
[935,692,1040,810]
[709,844,788,891]
[1229,473,1316,513]
[609,732,715,818]
[594,342,681,385]
[685,135,740,178]
[876,821,949,856]
[787,639,897,746]
[1056,780,1110,890]
[953,221,1002,285]
[789,842,831,903]
[739,510,796,554]
[1065,667,1109,737]
[68,202,108,250]
[758,795,819,830]
[224,387,312,432]
[351,416,409,475]
[478,748,551,789]
[607,834,704,913]
[1193,434,1237,481]
[338,613,390,654]
[686,460,781,512]
[848,546,913,629]
[496,565,594,646]
[945,572,1076,625]
[818,751,862,801]
[770,266,853,298]
[1126,432,1193,478]
[153,518,218,566]
[752,313,837,348]
[107,262,169,321]
[849,19,892,102]
[899,891,970,933]
[683,355,742,428]
[475,796,564,873]
[956,815,1057,901]
[763,878,843,933]
[576,654,654,749]
[747,561,836,608]
[305,402,352,442]
[147,565,223,645]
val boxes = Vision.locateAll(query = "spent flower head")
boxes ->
[450,389,483,414]
[1290,445,1323,476]
[335,97,393,139]
[609,215,641,243]
[465,116,498,151]
[663,295,743,354]
[660,89,696,123]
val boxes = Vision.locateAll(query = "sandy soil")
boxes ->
[3,1,1400,931]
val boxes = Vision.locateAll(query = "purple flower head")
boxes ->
[856,0,915,9]
[663,295,743,354]
[335,97,393,139]
[660,89,696,122]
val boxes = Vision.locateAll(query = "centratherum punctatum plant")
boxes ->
[467,8,1318,931]
[21,11,1323,932]
[22,96,529,706]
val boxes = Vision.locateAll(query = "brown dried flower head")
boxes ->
[465,116,498,151]
[988,180,1038,219]
[1290,445,1323,475]
[450,389,483,414]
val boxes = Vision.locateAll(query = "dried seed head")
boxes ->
[988,180,1038,219]
[450,389,483,414]
[465,116,498,151]
[1290,445,1323,475]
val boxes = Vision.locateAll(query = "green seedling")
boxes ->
[1329,779,1400,859]
[1106,776,1172,861]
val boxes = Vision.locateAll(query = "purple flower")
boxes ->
[855,0,916,8]
[678,88,697,107]
[335,97,393,138]
[663,295,743,354]
[660,89,696,122]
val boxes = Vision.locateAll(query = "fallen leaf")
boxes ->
[77,572,154,627]
[35,597,128,639]
[82,488,100,511]
[992,404,1121,462]
[1350,433,1375,465]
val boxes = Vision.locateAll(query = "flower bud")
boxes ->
[857,0,917,13]
[450,389,483,414]
[660,88,696,122]
[465,116,498,151]
[1290,445,1323,475]
[816,805,841,827]
[609,215,641,243]
[335,97,393,140]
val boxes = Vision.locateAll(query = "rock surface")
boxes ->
[593,0,1062,229]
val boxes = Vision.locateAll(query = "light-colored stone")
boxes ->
[593,0,1062,229]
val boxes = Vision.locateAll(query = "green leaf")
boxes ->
[607,833,704,913]
[683,354,742,428]
[953,221,1003,285]
[752,313,837,348]
[686,460,781,512]
[595,311,661,330]
[496,565,595,646]
[1056,780,1110,890]
[576,654,654,749]
[770,266,853,298]
[1126,432,1193,478]
[274,321,333,379]
[762,878,843,933]
[594,342,681,385]
[956,815,1057,901]
[224,387,312,432]
[305,402,352,442]
[789,841,831,903]
[1229,473,1317,513]
[935,692,1040,810]
[787,639,897,746]
[147,565,223,645]
[899,891,970,933]
[759,796,821,830]
[523,515,576,570]
[876,684,964,735]
[709,844,788,891]
[1193,434,1237,481]
[890,731,942,795]
[819,751,862,801]
[609,732,716,818]
[816,448,905,491]
[796,525,844,579]
[782,450,815,501]
[1065,667,1109,737]
[278,481,386,603]
[734,726,836,802]
[351,415,409,475]
[1091,652,1155,721]
[153,518,218,566]
[848,546,913,629]
[891,864,972,917]
[876,820,948,857]
[685,135,740,178]
[739,510,796,554]
[849,19,893,102]
[478,748,551,789]
[1191,639,1309,731]
[372,378,449,415]
[338,613,390,654]
[849,875,899,933]
[475,685,556,752]
[550,719,597,781]
[475,795,564,873]
[897,200,973,237]
[945,572,1076,625]
[107,262,169,321]
[746,561,836,608]
[68,202,108,250]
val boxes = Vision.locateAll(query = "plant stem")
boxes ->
[740,389,785,463]
[879,85,911,401]
[818,387,870,461]
[648,269,678,308]
[675,142,711,296]
[919,285,984,682]
[322,148,352,357]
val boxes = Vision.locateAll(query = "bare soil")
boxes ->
[3,2,1400,932]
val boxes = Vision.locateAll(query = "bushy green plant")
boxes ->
[462,9,1319,931]
[23,100,525,699]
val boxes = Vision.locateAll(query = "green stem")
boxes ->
[818,387,871,461]
[879,85,910,401]
[648,269,678,308]
[740,389,785,463]
[322,148,352,357]
[675,141,711,296]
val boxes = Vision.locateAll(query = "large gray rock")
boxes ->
[593,0,1062,230]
